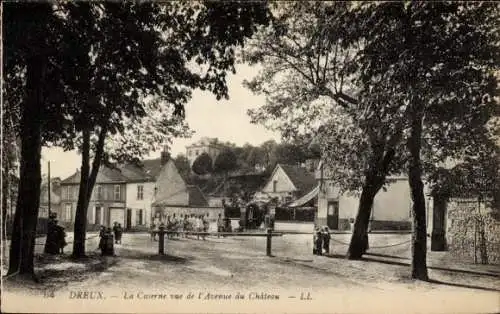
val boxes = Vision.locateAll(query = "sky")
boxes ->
[41,64,281,180]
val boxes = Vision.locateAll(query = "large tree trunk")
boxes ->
[71,121,109,258]
[86,124,108,204]
[347,143,397,259]
[72,121,108,257]
[72,128,91,258]
[7,55,46,278]
[408,111,429,280]
[347,178,378,259]
[2,149,10,241]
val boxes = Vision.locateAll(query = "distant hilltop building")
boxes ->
[186,137,226,166]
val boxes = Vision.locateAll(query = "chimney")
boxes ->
[161,150,170,166]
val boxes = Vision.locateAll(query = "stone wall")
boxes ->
[370,220,412,231]
[447,198,500,264]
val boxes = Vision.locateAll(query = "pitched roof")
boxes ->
[118,163,155,182]
[288,185,319,208]
[151,185,209,207]
[61,165,129,184]
[279,164,317,198]
[187,185,209,206]
[140,158,164,179]
[61,159,167,185]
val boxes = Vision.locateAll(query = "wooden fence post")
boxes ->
[158,226,165,255]
[266,228,272,256]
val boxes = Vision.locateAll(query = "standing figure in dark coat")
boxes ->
[45,217,66,254]
[313,228,323,255]
[98,225,106,251]
[112,223,119,244]
[322,226,331,255]
[114,223,123,244]
[55,222,67,254]
[100,227,115,256]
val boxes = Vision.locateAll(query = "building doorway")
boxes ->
[126,208,132,230]
[109,207,125,227]
[327,201,339,230]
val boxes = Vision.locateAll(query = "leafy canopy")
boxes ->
[244,2,499,193]
[214,148,238,174]
[192,152,214,175]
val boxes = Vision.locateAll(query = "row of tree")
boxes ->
[4,2,271,280]
[173,139,320,178]
[244,2,499,280]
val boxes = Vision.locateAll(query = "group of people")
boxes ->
[150,213,211,241]
[44,214,67,254]
[313,226,331,256]
[97,222,123,256]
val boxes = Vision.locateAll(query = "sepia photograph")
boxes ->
[1,1,499,313]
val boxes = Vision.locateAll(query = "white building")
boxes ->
[119,152,169,229]
[260,164,317,205]
[313,161,425,230]
[185,137,226,167]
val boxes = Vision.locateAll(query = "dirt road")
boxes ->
[2,232,499,313]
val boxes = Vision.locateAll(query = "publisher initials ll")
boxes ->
[300,292,312,300]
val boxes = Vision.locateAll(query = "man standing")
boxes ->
[217,213,224,237]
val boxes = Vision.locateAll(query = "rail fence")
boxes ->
[151,229,411,257]
[28,229,412,259]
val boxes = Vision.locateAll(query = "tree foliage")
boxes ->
[4,1,272,269]
[243,2,404,260]
[244,1,499,278]
[3,3,60,277]
[214,148,238,175]
[192,153,214,175]
[52,2,271,257]
[103,98,193,165]
[347,2,499,279]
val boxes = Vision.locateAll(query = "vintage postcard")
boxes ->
[1,2,499,313]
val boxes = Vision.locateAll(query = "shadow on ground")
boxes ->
[115,247,190,264]
[4,252,119,293]
[426,279,500,292]
[324,253,500,292]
